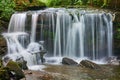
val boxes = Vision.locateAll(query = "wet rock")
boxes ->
[79,60,101,70]
[106,56,120,65]
[117,56,120,60]
[6,60,25,79]
[62,57,78,65]
[0,37,7,58]
[16,57,28,70]
[0,59,3,68]
[40,50,47,63]
[2,55,28,70]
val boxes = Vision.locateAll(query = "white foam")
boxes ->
[28,65,46,71]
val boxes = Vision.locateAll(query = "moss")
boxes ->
[6,60,25,79]
[17,60,28,70]
[0,68,10,80]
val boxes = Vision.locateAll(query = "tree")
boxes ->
[0,0,15,21]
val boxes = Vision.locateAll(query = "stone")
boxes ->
[106,56,120,65]
[40,50,47,63]
[16,58,28,70]
[0,37,7,57]
[62,57,78,65]
[117,56,120,60]
[0,59,3,68]
[6,60,25,80]
[79,60,101,70]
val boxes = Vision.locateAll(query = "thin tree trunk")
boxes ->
[115,0,117,9]
[90,0,93,6]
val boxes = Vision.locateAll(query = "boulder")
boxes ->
[6,60,25,80]
[40,50,47,63]
[62,57,78,65]
[79,60,101,70]
[117,56,120,60]
[16,58,28,70]
[106,56,120,65]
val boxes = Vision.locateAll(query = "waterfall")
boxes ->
[2,8,113,64]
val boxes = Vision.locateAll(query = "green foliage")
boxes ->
[116,26,120,39]
[0,0,15,21]
[42,0,113,8]
[114,23,120,39]
[29,0,33,3]
[44,0,79,7]
[46,0,62,7]
[81,0,89,5]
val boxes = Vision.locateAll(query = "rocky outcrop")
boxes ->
[16,58,28,70]
[79,60,101,70]
[6,60,25,79]
[62,57,78,65]
[106,56,120,65]
[113,12,120,56]
[0,60,25,80]
[0,37,7,58]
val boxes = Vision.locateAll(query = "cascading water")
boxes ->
[2,8,113,65]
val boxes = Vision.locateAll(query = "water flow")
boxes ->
[2,32,37,65]
[3,8,113,65]
[8,13,27,32]
[3,12,38,65]
[31,13,38,42]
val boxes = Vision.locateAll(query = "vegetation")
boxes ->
[0,0,119,21]
[0,0,120,39]
[0,0,15,21]
[39,0,114,8]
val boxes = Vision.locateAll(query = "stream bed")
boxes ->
[22,64,120,80]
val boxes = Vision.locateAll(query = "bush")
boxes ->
[46,0,78,7]
[81,0,89,5]
[0,0,15,21]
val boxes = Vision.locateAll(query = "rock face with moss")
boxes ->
[0,37,7,58]
[6,60,25,79]
[79,60,101,70]
[0,20,8,58]
[0,60,25,80]
[113,12,120,56]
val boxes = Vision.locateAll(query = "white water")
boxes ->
[2,32,37,66]
[2,8,113,65]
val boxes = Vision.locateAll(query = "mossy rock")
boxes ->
[79,60,101,70]
[17,60,28,70]
[0,37,7,57]
[0,67,10,80]
[6,60,25,79]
